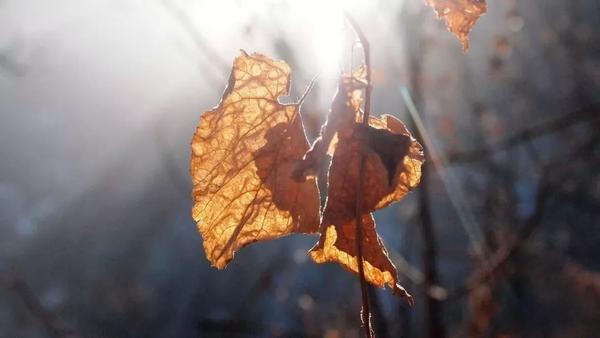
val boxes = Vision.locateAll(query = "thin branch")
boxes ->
[298,75,319,106]
[368,286,389,338]
[345,12,373,338]
[448,104,599,164]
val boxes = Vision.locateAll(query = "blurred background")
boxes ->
[1,0,599,337]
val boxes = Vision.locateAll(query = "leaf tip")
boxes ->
[393,283,415,306]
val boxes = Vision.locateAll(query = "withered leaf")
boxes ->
[190,52,424,305]
[301,75,424,304]
[425,0,487,50]
[190,51,320,269]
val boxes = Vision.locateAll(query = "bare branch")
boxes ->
[345,12,374,338]
[448,104,599,164]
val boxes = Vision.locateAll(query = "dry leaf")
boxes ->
[190,51,320,269]
[292,74,362,181]
[365,115,426,210]
[299,75,424,304]
[191,52,424,305]
[425,0,487,50]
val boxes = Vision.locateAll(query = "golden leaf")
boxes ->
[191,53,424,304]
[190,51,320,269]
[425,0,487,50]
[299,74,424,304]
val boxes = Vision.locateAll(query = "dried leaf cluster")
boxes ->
[190,1,487,306]
[191,51,423,303]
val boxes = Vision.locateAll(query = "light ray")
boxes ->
[401,86,490,264]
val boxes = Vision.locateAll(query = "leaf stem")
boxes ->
[345,12,373,338]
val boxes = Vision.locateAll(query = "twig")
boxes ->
[344,12,373,338]
[448,104,599,164]
[368,286,389,338]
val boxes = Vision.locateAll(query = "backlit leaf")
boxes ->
[297,74,424,304]
[191,53,424,304]
[425,0,487,50]
[190,51,320,269]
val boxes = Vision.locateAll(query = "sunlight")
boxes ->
[293,0,345,76]
[284,0,371,77]
[168,0,374,80]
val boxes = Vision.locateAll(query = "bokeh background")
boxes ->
[1,0,599,337]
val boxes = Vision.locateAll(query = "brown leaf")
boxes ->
[425,0,487,50]
[303,75,424,304]
[190,52,320,269]
[190,52,424,304]
[364,115,426,210]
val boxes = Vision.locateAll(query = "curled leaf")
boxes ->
[366,115,425,210]
[190,52,320,269]
[309,116,423,304]
[300,75,424,304]
[425,0,487,50]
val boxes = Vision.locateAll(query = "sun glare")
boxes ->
[296,0,346,77]
[235,0,370,78]
[286,0,371,77]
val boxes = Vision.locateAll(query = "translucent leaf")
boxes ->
[366,115,425,210]
[425,0,488,50]
[191,53,424,304]
[300,74,424,304]
[190,52,320,269]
